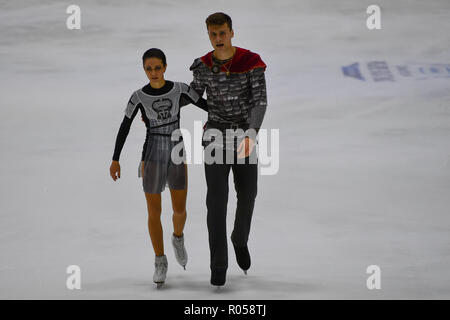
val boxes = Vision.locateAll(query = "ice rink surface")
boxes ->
[1,0,450,299]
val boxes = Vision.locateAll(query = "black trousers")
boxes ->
[204,147,258,271]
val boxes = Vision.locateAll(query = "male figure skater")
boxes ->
[189,12,268,286]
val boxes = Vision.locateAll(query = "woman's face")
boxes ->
[144,57,166,83]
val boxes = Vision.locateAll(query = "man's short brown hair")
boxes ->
[205,12,232,31]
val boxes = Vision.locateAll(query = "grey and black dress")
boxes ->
[112,81,207,194]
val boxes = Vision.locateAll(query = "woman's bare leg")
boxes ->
[170,165,188,237]
[144,192,164,256]
[170,188,187,237]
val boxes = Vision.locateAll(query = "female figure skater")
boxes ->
[109,48,207,288]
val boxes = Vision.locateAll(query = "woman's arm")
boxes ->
[110,92,141,181]
[178,82,208,111]
[141,124,149,161]
[179,94,208,111]
[112,104,140,161]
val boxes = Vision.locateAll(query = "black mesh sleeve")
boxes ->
[179,93,208,111]
[141,127,149,161]
[112,103,141,161]
[248,67,268,135]
[189,59,207,97]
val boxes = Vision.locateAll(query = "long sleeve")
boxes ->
[179,82,208,111]
[112,110,139,161]
[189,59,206,98]
[247,67,268,136]
[180,94,208,111]
[141,125,149,161]
[112,92,140,161]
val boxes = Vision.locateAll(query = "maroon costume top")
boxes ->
[190,46,267,137]
[199,46,267,74]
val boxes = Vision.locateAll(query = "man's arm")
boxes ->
[247,67,268,139]
[238,67,268,159]
[189,58,207,98]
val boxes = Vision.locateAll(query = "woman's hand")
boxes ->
[110,160,121,181]
[141,161,144,177]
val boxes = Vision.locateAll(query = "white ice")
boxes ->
[1,0,450,299]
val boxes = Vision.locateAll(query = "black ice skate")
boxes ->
[233,243,251,275]
[210,268,226,287]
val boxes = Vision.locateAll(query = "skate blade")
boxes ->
[183,265,186,271]
[155,282,165,289]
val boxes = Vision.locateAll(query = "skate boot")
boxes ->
[211,268,227,287]
[233,243,251,275]
[153,255,168,288]
[171,233,188,270]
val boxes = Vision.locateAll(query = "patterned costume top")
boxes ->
[112,81,206,161]
[112,81,207,193]
[189,46,268,139]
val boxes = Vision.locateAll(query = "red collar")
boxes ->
[200,47,266,74]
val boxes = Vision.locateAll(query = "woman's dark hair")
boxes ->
[142,48,167,67]
[205,12,232,31]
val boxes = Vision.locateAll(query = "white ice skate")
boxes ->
[171,233,188,270]
[153,255,168,288]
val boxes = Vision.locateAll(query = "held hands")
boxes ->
[237,137,255,159]
[111,138,252,180]
[110,160,121,181]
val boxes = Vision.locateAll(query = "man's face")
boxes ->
[207,23,234,52]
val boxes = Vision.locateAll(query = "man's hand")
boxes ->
[110,160,121,181]
[237,137,255,159]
